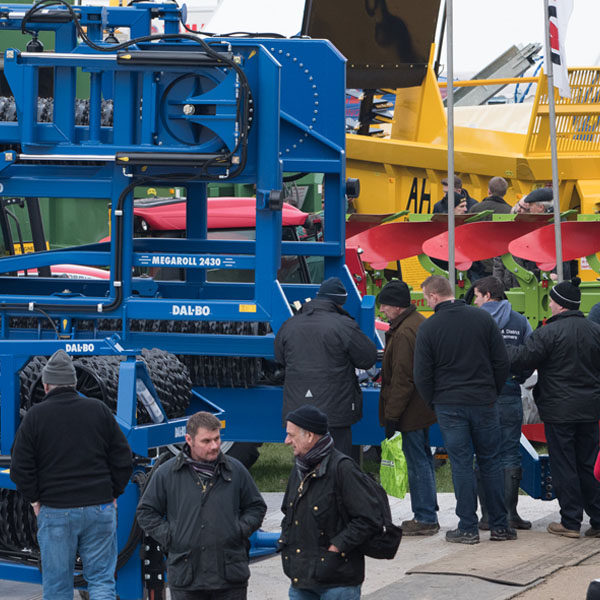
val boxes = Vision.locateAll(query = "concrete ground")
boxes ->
[3,492,599,600]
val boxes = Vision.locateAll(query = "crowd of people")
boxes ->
[8,175,600,598]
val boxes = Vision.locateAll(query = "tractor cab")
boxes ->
[130,195,324,285]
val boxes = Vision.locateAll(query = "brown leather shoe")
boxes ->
[547,521,580,538]
[401,519,440,536]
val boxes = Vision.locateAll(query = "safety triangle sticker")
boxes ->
[305,390,313,398]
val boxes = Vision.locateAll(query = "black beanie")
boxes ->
[550,277,581,310]
[286,405,328,435]
[378,280,411,308]
[42,349,77,386]
[317,277,347,304]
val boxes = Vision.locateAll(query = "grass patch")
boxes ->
[250,442,295,492]
[435,461,454,493]
[251,443,456,494]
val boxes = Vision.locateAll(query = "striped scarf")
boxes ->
[296,432,334,477]
[183,445,218,480]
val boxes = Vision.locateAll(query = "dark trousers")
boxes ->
[170,588,247,600]
[435,403,507,532]
[329,426,352,457]
[545,421,600,531]
[497,393,524,469]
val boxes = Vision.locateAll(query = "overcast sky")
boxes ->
[445,0,600,75]
[207,0,600,75]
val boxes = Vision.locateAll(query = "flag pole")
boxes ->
[543,0,564,282]
[446,0,455,293]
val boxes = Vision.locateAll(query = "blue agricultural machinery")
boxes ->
[0,2,382,597]
[0,2,554,597]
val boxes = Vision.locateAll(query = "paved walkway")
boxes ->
[4,492,593,600]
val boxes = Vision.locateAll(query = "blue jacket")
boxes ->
[480,300,532,393]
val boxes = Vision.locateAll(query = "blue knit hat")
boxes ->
[589,302,600,325]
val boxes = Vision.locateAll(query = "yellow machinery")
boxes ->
[346,48,600,286]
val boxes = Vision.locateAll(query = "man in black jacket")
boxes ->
[414,275,515,544]
[509,277,600,539]
[433,175,478,214]
[468,176,511,216]
[274,277,377,456]
[280,405,382,600]
[137,411,267,599]
[11,349,133,600]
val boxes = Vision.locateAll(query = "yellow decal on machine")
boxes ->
[238,304,257,313]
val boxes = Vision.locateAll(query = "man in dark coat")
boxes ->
[378,280,438,536]
[274,277,377,456]
[433,175,478,214]
[468,176,511,216]
[136,411,267,599]
[280,405,382,600]
[414,275,515,544]
[11,349,133,600]
[467,177,511,280]
[508,277,600,539]
[473,276,533,530]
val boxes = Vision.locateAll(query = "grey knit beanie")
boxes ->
[42,350,77,386]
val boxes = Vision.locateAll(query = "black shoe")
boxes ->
[509,515,532,530]
[445,528,480,544]
[505,467,532,530]
[478,517,490,531]
[490,526,517,541]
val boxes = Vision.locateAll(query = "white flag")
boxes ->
[548,0,574,98]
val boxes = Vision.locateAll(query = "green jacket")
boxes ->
[379,305,437,431]
[136,449,266,592]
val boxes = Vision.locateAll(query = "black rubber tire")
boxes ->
[75,356,120,413]
[138,348,191,422]
[19,356,48,410]
[20,351,190,421]
[222,442,262,469]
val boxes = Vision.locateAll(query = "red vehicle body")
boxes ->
[133,197,312,231]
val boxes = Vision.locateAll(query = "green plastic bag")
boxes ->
[380,432,408,499]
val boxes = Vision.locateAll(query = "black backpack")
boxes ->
[334,455,402,560]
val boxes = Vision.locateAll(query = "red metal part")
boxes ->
[422,220,546,270]
[522,424,546,443]
[509,221,600,271]
[134,197,310,231]
[345,245,368,295]
[345,213,393,239]
[347,221,448,267]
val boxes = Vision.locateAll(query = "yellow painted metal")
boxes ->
[348,50,600,216]
[347,48,600,290]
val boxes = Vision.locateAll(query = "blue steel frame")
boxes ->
[0,4,381,598]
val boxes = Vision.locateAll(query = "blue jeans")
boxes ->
[37,503,118,600]
[289,585,361,599]
[402,428,439,524]
[497,392,523,469]
[435,403,507,532]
